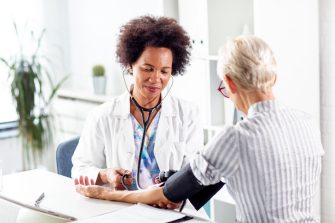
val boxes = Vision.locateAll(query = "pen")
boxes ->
[34,192,45,207]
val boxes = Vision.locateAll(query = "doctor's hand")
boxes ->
[97,168,132,190]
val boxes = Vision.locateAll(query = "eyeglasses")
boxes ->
[217,80,229,98]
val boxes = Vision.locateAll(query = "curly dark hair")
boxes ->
[116,15,191,76]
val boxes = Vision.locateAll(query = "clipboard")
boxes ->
[0,194,76,221]
[0,169,130,220]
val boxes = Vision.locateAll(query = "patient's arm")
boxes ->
[74,181,179,209]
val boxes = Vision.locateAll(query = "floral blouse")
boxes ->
[130,111,161,189]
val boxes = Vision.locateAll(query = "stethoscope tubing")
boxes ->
[121,70,173,190]
[131,96,161,190]
[121,70,186,212]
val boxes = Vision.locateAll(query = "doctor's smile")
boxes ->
[144,85,161,94]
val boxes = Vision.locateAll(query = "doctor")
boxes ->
[71,15,203,190]
[75,36,324,222]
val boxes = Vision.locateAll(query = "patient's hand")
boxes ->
[74,176,112,200]
[75,184,111,199]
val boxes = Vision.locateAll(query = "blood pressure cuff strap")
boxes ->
[163,163,225,210]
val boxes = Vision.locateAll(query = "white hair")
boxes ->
[217,36,277,92]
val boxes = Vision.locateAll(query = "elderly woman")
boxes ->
[72,15,203,190]
[75,36,324,222]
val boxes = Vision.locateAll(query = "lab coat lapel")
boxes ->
[118,118,135,170]
[112,92,131,117]
[112,92,135,170]
[154,95,176,171]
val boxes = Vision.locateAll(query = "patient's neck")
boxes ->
[238,89,274,114]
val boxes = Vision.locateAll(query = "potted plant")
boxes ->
[92,64,106,95]
[0,23,67,170]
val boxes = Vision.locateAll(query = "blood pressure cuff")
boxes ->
[162,163,225,210]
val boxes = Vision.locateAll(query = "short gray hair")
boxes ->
[217,36,277,92]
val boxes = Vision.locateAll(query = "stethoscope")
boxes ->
[121,69,186,212]
[121,69,174,190]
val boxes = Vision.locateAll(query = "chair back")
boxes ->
[56,137,79,178]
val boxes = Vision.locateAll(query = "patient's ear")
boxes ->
[224,75,237,94]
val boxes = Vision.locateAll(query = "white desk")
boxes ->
[0,170,211,222]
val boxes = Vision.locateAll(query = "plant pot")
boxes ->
[93,76,106,95]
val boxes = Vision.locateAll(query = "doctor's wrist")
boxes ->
[96,169,108,185]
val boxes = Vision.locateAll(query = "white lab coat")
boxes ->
[71,92,204,182]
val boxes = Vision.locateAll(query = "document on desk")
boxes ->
[71,203,187,223]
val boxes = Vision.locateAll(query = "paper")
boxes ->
[71,203,187,223]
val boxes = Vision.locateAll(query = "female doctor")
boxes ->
[71,15,203,190]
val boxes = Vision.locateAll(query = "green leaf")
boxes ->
[33,28,46,57]
[46,75,69,105]
[0,57,11,68]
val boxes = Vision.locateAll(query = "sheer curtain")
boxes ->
[0,0,44,124]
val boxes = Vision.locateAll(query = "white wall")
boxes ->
[207,0,254,55]
[319,0,335,222]
[254,0,319,121]
[41,0,70,84]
